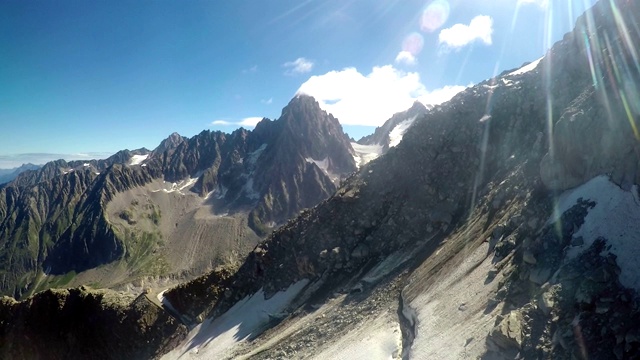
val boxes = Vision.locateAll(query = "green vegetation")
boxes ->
[118,228,169,277]
[119,209,136,225]
[29,270,77,295]
[248,210,269,236]
[147,207,161,226]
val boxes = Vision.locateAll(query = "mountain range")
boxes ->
[0,163,41,185]
[0,95,364,299]
[2,0,640,359]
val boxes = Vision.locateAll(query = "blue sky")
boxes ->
[0,0,597,168]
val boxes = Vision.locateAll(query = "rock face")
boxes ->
[538,0,640,191]
[0,286,187,359]
[0,95,356,298]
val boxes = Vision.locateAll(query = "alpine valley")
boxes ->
[2,0,640,359]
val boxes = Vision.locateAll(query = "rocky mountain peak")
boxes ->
[274,94,355,174]
[354,99,429,162]
[155,132,187,154]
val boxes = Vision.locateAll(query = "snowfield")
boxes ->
[508,56,543,76]
[404,242,505,359]
[162,280,309,360]
[351,143,384,167]
[550,175,640,292]
[306,157,341,183]
[388,116,417,148]
[129,154,149,166]
[152,177,199,196]
[311,311,402,360]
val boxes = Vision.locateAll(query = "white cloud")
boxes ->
[284,57,314,75]
[395,51,417,66]
[297,65,467,126]
[518,0,548,8]
[211,117,264,128]
[418,85,468,106]
[242,65,258,74]
[261,98,273,105]
[438,15,493,49]
[239,117,263,127]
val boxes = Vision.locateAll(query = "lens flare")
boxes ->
[421,0,450,33]
[402,32,425,55]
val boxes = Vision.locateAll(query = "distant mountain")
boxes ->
[351,101,429,167]
[0,163,41,184]
[0,94,356,299]
[357,101,429,148]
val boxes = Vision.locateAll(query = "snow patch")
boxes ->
[305,157,329,173]
[305,157,340,183]
[162,280,309,360]
[242,177,260,200]
[549,175,640,292]
[351,143,384,167]
[501,78,515,87]
[215,185,228,199]
[83,163,90,167]
[311,311,402,360]
[508,57,543,76]
[247,144,267,165]
[157,290,190,324]
[152,177,199,195]
[129,154,149,166]
[388,116,417,148]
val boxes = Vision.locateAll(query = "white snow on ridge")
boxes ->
[388,116,417,148]
[129,154,149,166]
[162,280,309,360]
[550,175,640,292]
[508,56,543,76]
[351,143,384,168]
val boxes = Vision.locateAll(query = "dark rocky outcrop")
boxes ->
[0,286,187,360]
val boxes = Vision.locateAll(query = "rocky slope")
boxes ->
[0,95,357,299]
[158,0,640,359]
